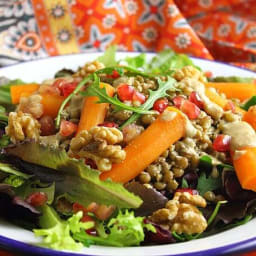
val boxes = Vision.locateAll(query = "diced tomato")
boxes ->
[117,84,135,101]
[132,91,146,104]
[189,91,204,109]
[60,120,77,137]
[224,100,236,113]
[180,100,201,120]
[213,134,231,152]
[26,192,48,207]
[204,71,213,78]
[98,122,118,128]
[153,98,168,113]
[175,188,199,195]
[173,96,185,108]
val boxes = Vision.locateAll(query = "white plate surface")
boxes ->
[0,53,255,256]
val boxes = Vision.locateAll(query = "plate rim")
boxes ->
[0,52,256,256]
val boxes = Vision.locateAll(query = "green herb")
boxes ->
[181,178,189,188]
[207,200,227,227]
[97,45,117,67]
[74,210,155,247]
[4,141,143,209]
[81,74,155,115]
[34,206,93,251]
[120,77,178,128]
[125,53,147,69]
[145,49,195,74]
[220,215,253,232]
[210,76,254,83]
[4,175,25,187]
[242,96,256,111]
[0,135,10,149]
[199,155,234,170]
[56,75,92,127]
[196,172,222,196]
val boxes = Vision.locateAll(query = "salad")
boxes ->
[1,47,256,251]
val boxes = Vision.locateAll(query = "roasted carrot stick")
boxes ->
[243,106,256,130]
[205,87,245,116]
[76,82,115,134]
[10,84,39,104]
[205,82,256,101]
[232,147,256,192]
[100,107,186,183]
[40,93,65,118]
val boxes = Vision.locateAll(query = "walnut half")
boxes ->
[70,126,126,171]
[151,191,207,235]
[5,111,41,143]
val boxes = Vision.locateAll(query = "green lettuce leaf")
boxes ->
[97,45,117,67]
[120,76,178,128]
[210,76,254,83]
[0,162,31,179]
[74,210,155,247]
[242,96,256,111]
[3,175,25,187]
[4,141,142,209]
[34,205,93,251]
[125,53,147,69]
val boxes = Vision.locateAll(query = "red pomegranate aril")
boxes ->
[53,79,65,88]
[81,214,94,223]
[173,96,185,108]
[60,120,77,137]
[85,158,98,169]
[60,82,78,97]
[110,70,120,79]
[213,134,231,152]
[132,91,146,104]
[181,100,201,120]
[153,98,168,113]
[26,192,48,207]
[39,115,56,136]
[224,100,235,113]
[189,91,204,109]
[98,122,118,128]
[175,188,199,195]
[117,84,135,101]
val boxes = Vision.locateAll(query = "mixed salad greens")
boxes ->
[0,47,256,252]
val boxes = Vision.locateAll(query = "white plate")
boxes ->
[0,53,256,256]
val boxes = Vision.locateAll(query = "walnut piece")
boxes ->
[6,111,41,143]
[151,191,207,235]
[17,94,43,119]
[75,61,105,77]
[70,126,126,171]
[173,66,206,83]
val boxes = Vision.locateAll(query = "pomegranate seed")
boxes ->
[81,214,94,223]
[224,101,235,113]
[189,91,204,109]
[132,91,146,104]
[53,79,65,88]
[213,134,231,152]
[117,84,135,102]
[175,188,199,195]
[181,100,201,120]
[153,98,169,113]
[85,158,97,169]
[98,122,118,128]
[60,82,78,97]
[173,96,185,108]
[60,120,77,137]
[26,192,48,207]
[204,71,213,78]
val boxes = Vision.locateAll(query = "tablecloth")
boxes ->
[0,0,256,255]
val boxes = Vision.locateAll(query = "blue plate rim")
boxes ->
[0,233,256,256]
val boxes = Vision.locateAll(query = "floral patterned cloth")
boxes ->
[0,0,255,71]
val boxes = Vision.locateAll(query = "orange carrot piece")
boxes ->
[100,107,186,183]
[40,93,65,118]
[76,82,115,134]
[205,87,245,116]
[10,84,39,104]
[243,106,256,130]
[205,82,256,101]
[232,147,256,192]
